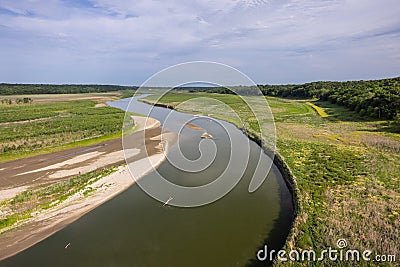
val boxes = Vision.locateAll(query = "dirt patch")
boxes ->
[94,103,107,108]
[0,186,28,203]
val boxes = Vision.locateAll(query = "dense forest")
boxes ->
[258,77,400,119]
[0,84,136,95]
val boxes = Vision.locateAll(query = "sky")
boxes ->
[0,0,399,85]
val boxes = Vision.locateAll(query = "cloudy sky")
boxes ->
[0,0,399,85]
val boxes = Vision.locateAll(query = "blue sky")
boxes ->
[0,0,399,85]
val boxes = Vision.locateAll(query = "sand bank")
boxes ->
[0,115,176,261]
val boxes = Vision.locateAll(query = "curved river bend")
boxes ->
[2,96,294,267]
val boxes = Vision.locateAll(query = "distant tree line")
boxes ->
[0,84,137,95]
[2,77,399,119]
[178,86,262,95]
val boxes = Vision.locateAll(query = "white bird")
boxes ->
[163,196,173,206]
[65,242,71,249]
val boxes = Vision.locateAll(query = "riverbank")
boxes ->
[238,127,300,265]
[0,115,177,261]
[141,95,298,214]
[140,92,400,266]
[140,94,297,265]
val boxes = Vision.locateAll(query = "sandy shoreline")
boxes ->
[0,115,176,261]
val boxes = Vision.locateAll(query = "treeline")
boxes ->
[178,86,262,95]
[258,77,400,119]
[2,77,399,119]
[0,84,136,95]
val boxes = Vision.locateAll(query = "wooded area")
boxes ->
[259,77,400,119]
[0,84,136,95]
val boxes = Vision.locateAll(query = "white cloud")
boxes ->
[0,0,399,84]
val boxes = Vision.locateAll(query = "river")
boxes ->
[1,96,294,267]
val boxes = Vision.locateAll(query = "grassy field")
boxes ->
[0,94,126,162]
[141,91,399,266]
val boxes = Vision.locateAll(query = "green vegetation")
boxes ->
[142,91,399,266]
[261,76,400,119]
[180,76,400,119]
[0,84,136,95]
[0,167,118,231]
[0,100,125,162]
[0,83,397,265]
[119,89,136,98]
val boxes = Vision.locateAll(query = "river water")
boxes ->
[1,96,294,267]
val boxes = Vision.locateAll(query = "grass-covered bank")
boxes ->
[141,91,399,266]
[0,166,119,233]
[0,96,126,162]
